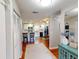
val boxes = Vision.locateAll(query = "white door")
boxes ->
[13,12,22,59]
[0,3,6,59]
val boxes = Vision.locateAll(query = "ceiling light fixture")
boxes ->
[34,0,53,7]
[40,0,52,7]
[28,24,33,27]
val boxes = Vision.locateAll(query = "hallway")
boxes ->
[25,43,56,59]
[21,38,58,59]
[0,0,78,59]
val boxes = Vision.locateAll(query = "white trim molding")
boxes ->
[49,47,58,49]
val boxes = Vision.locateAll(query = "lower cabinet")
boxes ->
[58,44,78,59]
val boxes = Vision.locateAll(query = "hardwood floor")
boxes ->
[20,42,34,59]
[50,48,58,59]
[25,43,57,59]
[20,42,27,59]
[20,38,58,59]
[38,37,49,48]
[38,37,58,59]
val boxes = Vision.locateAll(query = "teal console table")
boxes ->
[58,44,78,59]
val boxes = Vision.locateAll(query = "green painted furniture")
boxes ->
[58,44,78,59]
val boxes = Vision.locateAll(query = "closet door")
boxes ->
[13,12,22,59]
[0,3,6,59]
[5,4,12,59]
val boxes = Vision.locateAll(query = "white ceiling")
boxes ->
[16,0,78,22]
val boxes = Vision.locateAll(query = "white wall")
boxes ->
[12,0,21,16]
[49,11,78,49]
[49,17,60,48]
[0,0,22,59]
[13,12,22,59]
[13,0,22,59]
[12,0,22,59]
[65,16,78,42]
[49,11,65,49]
[75,20,78,43]
[0,3,6,59]
[5,5,12,59]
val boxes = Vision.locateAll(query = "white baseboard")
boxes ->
[49,47,58,49]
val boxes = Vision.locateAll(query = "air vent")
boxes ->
[65,14,67,16]
[32,11,39,14]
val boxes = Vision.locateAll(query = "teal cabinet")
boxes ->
[58,44,78,59]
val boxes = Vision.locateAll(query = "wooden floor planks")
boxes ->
[20,38,58,59]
